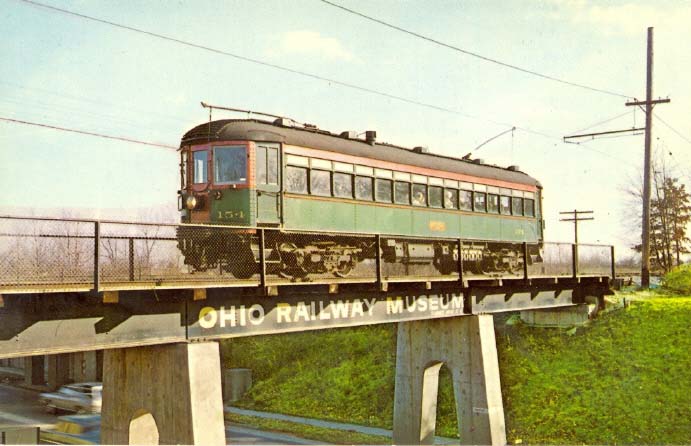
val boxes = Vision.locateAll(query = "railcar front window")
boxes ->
[286,166,308,194]
[524,198,535,217]
[193,151,208,184]
[355,176,373,200]
[214,146,246,184]
[459,190,473,211]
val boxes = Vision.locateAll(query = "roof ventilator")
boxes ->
[508,165,520,171]
[340,131,357,139]
[412,146,429,153]
[472,158,484,164]
[365,130,377,145]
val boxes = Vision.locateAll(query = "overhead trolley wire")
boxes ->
[654,114,691,146]
[16,0,557,141]
[318,0,634,100]
[570,110,633,134]
[0,116,179,150]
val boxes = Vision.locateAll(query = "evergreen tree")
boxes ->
[649,176,691,272]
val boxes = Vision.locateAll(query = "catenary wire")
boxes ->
[0,116,178,149]
[654,115,691,146]
[16,0,559,140]
[570,110,633,134]
[0,80,190,125]
[318,0,634,100]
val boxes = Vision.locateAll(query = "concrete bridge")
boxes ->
[0,215,614,444]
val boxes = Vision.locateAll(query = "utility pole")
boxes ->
[559,210,594,244]
[625,27,670,288]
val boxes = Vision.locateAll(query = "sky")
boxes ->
[2,0,691,257]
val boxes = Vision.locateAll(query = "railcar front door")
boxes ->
[255,143,281,224]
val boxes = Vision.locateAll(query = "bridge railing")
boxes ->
[0,215,614,293]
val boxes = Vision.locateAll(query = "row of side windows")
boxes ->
[284,158,536,217]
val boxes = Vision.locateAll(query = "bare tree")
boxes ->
[623,160,691,273]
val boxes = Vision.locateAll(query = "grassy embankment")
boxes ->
[223,270,691,444]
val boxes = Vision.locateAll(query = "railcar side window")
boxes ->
[333,172,353,198]
[310,170,331,196]
[500,196,511,214]
[285,166,308,194]
[394,181,410,205]
[411,184,427,206]
[474,192,487,212]
[355,176,373,200]
[524,198,535,217]
[512,197,524,216]
[214,146,247,184]
[255,146,278,185]
[487,194,499,213]
[256,147,267,184]
[444,189,458,209]
[429,186,442,208]
[375,179,393,202]
[193,151,208,184]
[459,190,473,211]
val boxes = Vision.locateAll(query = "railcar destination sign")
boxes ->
[187,292,467,338]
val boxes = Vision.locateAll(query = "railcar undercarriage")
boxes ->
[177,228,543,280]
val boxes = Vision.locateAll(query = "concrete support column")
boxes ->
[393,315,506,446]
[23,356,44,386]
[46,354,70,390]
[101,342,225,445]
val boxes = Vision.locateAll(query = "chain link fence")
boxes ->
[577,244,614,276]
[0,216,614,292]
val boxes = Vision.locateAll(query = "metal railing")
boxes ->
[0,215,615,293]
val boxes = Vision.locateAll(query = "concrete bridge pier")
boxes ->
[101,342,225,445]
[393,315,506,445]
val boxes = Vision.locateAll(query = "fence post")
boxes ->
[259,229,266,289]
[92,221,100,294]
[610,245,616,279]
[572,243,579,278]
[375,235,383,289]
[128,238,135,281]
[457,239,464,284]
[523,242,529,281]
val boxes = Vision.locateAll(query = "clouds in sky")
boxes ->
[546,1,691,36]
[275,30,356,62]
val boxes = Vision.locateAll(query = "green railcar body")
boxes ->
[178,118,543,243]
[281,195,540,242]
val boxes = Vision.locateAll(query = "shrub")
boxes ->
[662,264,691,294]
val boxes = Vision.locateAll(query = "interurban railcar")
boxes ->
[176,118,544,279]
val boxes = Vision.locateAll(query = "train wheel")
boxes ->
[334,258,357,278]
[436,258,456,275]
[228,263,255,279]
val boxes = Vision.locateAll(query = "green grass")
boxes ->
[223,294,691,444]
[225,412,390,444]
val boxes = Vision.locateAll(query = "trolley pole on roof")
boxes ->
[559,210,594,245]
[625,28,669,288]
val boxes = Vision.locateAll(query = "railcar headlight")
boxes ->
[185,195,198,210]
